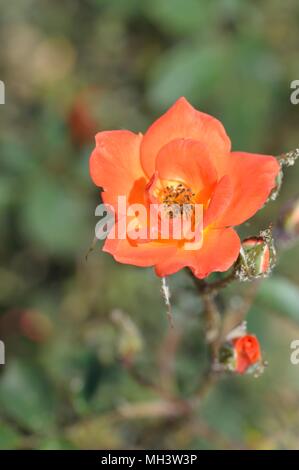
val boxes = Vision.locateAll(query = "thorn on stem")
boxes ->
[85,236,98,261]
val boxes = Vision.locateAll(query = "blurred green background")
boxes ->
[1,0,299,450]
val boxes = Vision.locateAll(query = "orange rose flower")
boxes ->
[90,97,280,278]
[233,335,262,374]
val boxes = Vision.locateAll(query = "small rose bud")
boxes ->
[236,230,275,280]
[242,237,270,273]
[219,334,263,375]
[233,334,262,374]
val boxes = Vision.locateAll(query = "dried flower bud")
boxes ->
[236,230,275,280]
[275,196,299,248]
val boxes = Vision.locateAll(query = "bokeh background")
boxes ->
[1,0,299,450]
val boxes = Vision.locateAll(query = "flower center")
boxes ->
[160,183,195,218]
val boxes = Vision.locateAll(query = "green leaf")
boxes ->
[147,43,227,111]
[143,0,213,36]
[0,422,21,450]
[147,37,279,149]
[256,277,299,323]
[20,177,91,256]
[0,361,56,433]
[0,138,37,175]
[215,38,279,149]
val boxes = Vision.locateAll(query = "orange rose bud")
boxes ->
[219,333,263,375]
[233,335,262,374]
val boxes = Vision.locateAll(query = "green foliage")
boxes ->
[0,423,21,450]
[256,277,299,323]
[147,43,227,111]
[0,361,56,433]
[1,0,299,451]
[21,177,91,256]
[143,0,213,37]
